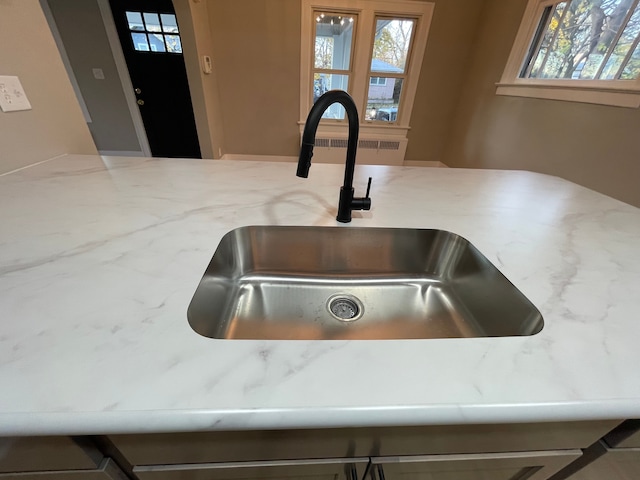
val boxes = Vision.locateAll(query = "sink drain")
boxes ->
[327,294,364,322]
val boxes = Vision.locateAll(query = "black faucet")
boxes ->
[297,90,372,223]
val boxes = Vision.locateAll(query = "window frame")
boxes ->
[300,0,434,135]
[365,15,418,124]
[498,0,640,108]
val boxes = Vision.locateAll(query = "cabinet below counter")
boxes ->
[0,436,127,480]
[3,416,640,479]
[107,420,617,480]
[565,421,640,480]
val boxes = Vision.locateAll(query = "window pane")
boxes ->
[131,32,150,51]
[313,73,349,119]
[126,11,144,31]
[148,33,166,52]
[365,77,403,121]
[620,41,640,78]
[599,6,640,79]
[143,12,162,32]
[526,0,639,79]
[528,3,567,77]
[165,35,182,53]
[314,13,354,70]
[160,14,179,33]
[371,18,414,73]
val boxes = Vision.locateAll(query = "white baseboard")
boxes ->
[220,154,449,168]
[99,150,145,157]
[220,154,298,162]
[403,160,448,167]
[0,154,67,177]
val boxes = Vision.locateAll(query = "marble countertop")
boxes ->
[1,154,640,436]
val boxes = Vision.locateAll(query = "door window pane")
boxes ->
[131,32,150,51]
[161,14,179,33]
[365,77,403,121]
[165,35,182,53]
[143,12,162,32]
[126,11,144,31]
[371,19,414,73]
[314,73,349,119]
[314,13,354,70]
[127,11,182,55]
[148,33,166,52]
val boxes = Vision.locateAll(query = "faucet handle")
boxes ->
[365,176,372,199]
[348,177,372,215]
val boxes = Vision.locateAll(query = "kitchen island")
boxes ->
[1,154,639,438]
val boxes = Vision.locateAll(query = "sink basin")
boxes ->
[188,226,543,340]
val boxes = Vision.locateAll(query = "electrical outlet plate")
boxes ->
[0,76,32,112]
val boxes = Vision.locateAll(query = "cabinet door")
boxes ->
[0,437,101,473]
[0,458,129,480]
[369,450,581,480]
[613,430,640,449]
[134,457,369,480]
[567,446,640,480]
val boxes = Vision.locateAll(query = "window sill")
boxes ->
[297,121,410,136]
[495,83,640,108]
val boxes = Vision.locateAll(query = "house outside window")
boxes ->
[300,0,434,135]
[499,0,640,107]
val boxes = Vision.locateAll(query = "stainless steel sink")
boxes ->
[188,226,543,340]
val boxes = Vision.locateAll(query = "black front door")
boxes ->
[109,0,201,158]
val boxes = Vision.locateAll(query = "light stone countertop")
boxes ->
[1,154,639,436]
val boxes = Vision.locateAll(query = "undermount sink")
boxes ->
[188,226,543,340]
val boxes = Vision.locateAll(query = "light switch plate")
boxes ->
[0,76,32,112]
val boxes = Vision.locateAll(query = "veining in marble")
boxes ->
[1,154,640,435]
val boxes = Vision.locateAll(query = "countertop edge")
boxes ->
[2,401,637,436]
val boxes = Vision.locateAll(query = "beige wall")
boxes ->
[442,0,640,207]
[405,0,486,162]
[208,0,302,157]
[0,0,97,173]
[206,0,485,160]
[174,0,225,159]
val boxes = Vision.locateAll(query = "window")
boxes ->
[365,18,415,121]
[313,12,357,119]
[126,11,182,53]
[300,0,434,131]
[370,77,387,86]
[499,0,640,107]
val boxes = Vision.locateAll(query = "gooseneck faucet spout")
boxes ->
[297,90,372,223]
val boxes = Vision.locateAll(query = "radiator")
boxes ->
[308,136,408,165]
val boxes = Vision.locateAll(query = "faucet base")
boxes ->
[337,187,355,223]
[337,187,371,223]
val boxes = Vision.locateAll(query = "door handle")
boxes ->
[134,88,142,94]
[137,99,145,106]
[370,465,385,480]
[348,464,359,480]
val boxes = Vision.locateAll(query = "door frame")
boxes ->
[96,0,152,157]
